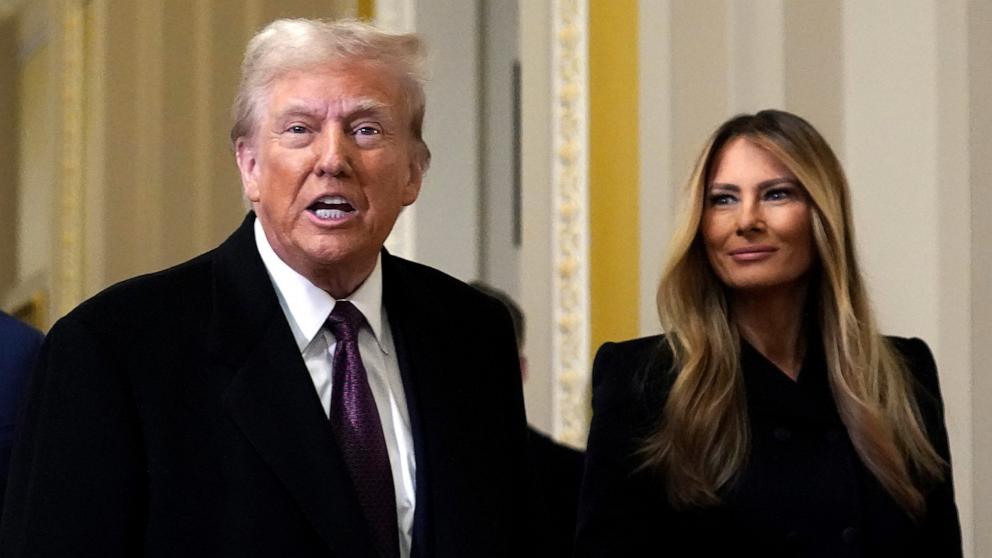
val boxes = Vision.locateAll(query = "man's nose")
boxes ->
[735,197,764,235]
[314,128,353,178]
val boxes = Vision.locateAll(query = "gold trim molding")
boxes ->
[551,0,589,447]
[56,0,86,320]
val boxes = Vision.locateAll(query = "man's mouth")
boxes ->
[308,195,356,220]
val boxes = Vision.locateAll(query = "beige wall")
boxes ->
[519,0,554,433]
[968,1,992,553]
[0,16,20,297]
[842,3,977,553]
[17,38,55,287]
[1,0,56,326]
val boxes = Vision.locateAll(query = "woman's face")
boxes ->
[701,137,815,293]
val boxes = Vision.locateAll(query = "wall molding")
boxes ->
[55,0,86,320]
[551,0,589,447]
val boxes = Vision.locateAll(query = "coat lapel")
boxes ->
[208,214,376,557]
[382,254,437,557]
[382,253,490,557]
[382,252,533,556]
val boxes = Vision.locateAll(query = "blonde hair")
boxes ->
[646,110,945,518]
[230,18,431,173]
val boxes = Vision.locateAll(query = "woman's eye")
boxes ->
[286,125,309,134]
[709,193,735,206]
[764,188,791,201]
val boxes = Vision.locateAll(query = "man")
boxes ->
[1,20,530,557]
[0,311,42,513]
[470,282,585,557]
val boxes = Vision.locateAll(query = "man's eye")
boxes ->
[354,125,381,136]
[287,125,309,134]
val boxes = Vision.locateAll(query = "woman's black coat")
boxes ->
[575,335,961,557]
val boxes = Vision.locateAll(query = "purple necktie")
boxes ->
[326,301,399,558]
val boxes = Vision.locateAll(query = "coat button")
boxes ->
[842,526,861,544]
[773,427,792,442]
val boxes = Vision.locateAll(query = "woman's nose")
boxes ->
[735,198,764,235]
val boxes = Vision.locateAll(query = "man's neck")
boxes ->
[306,260,376,299]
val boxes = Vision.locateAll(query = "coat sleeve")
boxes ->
[0,319,44,505]
[574,340,666,557]
[901,337,963,557]
[0,315,146,557]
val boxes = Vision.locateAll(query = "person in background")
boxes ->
[470,281,585,558]
[2,19,532,558]
[0,311,42,513]
[576,109,961,557]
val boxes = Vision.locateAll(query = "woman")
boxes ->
[575,110,961,557]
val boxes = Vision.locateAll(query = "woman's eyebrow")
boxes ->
[709,178,796,191]
[757,177,797,190]
[709,183,740,191]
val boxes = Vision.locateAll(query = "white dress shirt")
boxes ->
[254,220,416,557]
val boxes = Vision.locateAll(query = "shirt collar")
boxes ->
[254,218,388,354]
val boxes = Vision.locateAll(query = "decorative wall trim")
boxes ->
[56,0,86,320]
[551,0,589,447]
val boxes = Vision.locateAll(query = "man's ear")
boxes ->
[235,138,261,202]
[401,162,423,207]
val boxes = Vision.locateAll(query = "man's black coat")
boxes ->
[1,214,531,557]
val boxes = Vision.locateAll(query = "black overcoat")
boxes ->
[575,334,962,557]
[1,214,532,557]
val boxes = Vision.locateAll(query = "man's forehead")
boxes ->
[272,97,392,119]
[266,63,403,117]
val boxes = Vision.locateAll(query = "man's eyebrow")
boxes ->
[271,98,394,123]
[273,102,324,120]
[347,98,391,117]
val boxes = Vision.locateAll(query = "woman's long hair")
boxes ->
[644,110,945,518]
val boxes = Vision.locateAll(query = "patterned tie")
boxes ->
[325,301,399,558]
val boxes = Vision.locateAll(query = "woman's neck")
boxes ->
[730,282,809,380]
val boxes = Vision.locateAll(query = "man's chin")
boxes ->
[299,243,376,272]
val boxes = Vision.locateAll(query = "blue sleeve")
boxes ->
[0,317,44,475]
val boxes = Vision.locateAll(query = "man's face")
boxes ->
[236,60,422,294]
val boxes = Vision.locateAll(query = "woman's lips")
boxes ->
[728,246,777,262]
